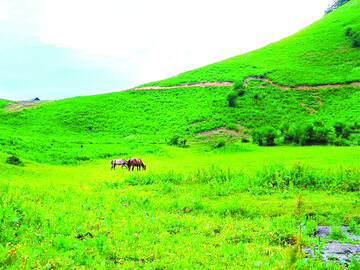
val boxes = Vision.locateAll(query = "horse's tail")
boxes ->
[111,160,114,170]
[127,159,132,171]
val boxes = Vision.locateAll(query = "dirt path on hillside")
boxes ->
[4,100,54,112]
[135,76,360,90]
[136,81,233,90]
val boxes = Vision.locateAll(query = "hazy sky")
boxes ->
[0,0,333,100]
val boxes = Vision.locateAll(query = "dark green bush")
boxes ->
[214,138,226,148]
[282,122,336,146]
[252,126,279,146]
[168,135,188,148]
[346,26,360,47]
[334,121,351,138]
[6,155,24,166]
[227,93,237,107]
[168,135,180,145]
[233,80,244,91]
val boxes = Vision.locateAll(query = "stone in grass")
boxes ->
[303,225,360,263]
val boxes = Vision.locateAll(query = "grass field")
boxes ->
[1,146,360,269]
[1,1,360,268]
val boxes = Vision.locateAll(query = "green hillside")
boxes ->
[1,3,360,268]
[141,0,360,87]
[0,1,360,164]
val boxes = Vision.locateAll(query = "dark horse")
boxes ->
[111,159,128,170]
[127,158,146,171]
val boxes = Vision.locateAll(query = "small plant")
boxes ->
[329,225,348,241]
[312,235,325,259]
[305,219,318,236]
[169,135,180,145]
[5,155,24,166]
[227,93,237,107]
[168,135,188,147]
[348,218,360,234]
[346,26,360,48]
[214,138,226,148]
[252,126,280,146]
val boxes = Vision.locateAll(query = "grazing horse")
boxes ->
[111,159,128,170]
[127,158,146,171]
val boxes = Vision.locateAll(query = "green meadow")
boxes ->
[1,0,360,269]
[1,145,360,269]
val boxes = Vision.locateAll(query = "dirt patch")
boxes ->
[136,77,360,91]
[303,225,360,262]
[136,81,232,90]
[300,102,317,114]
[4,100,54,112]
[244,76,360,91]
[196,124,250,138]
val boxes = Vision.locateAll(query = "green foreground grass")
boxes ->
[1,146,360,269]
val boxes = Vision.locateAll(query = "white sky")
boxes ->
[0,0,333,100]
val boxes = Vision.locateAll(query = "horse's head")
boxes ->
[142,164,146,170]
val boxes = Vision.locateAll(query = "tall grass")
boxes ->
[1,163,359,269]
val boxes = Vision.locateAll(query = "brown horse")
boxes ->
[127,158,146,171]
[111,159,128,170]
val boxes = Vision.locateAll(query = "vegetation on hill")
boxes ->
[1,2,360,268]
[0,1,359,164]
[140,0,360,87]
[325,0,352,14]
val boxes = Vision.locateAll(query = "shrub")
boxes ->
[233,80,244,91]
[328,226,347,241]
[214,138,226,148]
[305,219,318,236]
[334,121,351,138]
[168,135,188,148]
[346,26,360,48]
[252,126,280,146]
[168,135,180,145]
[283,122,336,146]
[5,155,24,166]
[348,218,360,234]
[227,93,237,107]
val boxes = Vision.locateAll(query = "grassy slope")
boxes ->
[141,0,360,87]
[1,83,360,163]
[0,1,360,164]
[1,4,360,268]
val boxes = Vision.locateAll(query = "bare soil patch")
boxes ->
[136,76,360,91]
[4,100,54,113]
[136,81,232,90]
[196,124,250,138]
